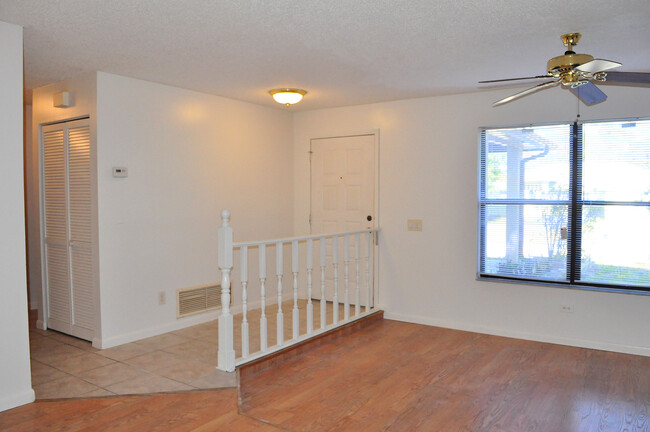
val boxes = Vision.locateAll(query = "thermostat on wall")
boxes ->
[112,167,128,178]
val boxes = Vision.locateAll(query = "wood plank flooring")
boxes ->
[240,320,650,432]
[0,389,280,432]
[2,318,649,431]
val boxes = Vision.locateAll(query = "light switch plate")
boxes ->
[407,219,422,231]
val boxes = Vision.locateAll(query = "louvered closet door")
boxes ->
[41,119,94,341]
[67,120,94,336]
[42,125,71,328]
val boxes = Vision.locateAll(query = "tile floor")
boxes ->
[29,317,235,400]
[29,299,354,400]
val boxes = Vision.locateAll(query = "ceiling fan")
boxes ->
[480,33,650,107]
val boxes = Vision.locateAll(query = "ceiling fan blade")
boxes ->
[479,75,552,84]
[576,59,622,74]
[601,71,650,84]
[493,80,561,106]
[570,81,607,105]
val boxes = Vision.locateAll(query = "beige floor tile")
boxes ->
[162,340,217,364]
[33,375,101,399]
[28,300,331,399]
[96,342,154,361]
[152,359,221,385]
[133,332,189,350]
[47,352,116,375]
[188,369,237,389]
[48,332,98,352]
[80,388,116,397]
[125,350,187,373]
[190,323,219,340]
[170,325,206,339]
[30,335,61,351]
[28,331,46,342]
[67,339,101,352]
[104,373,194,395]
[31,341,88,364]
[30,360,70,385]
[47,332,84,344]
[76,362,147,387]
[30,327,56,337]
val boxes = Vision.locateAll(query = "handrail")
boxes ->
[217,209,379,372]
[233,228,379,248]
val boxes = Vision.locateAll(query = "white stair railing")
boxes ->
[217,210,236,371]
[217,209,378,372]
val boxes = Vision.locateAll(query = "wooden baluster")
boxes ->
[292,241,300,340]
[355,232,361,316]
[366,231,372,313]
[333,235,339,324]
[240,246,249,358]
[306,238,314,335]
[217,210,235,372]
[276,241,284,346]
[320,237,326,329]
[344,234,350,321]
[259,244,267,352]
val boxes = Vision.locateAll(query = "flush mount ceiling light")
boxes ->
[269,88,307,106]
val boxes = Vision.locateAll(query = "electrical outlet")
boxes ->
[158,291,166,305]
[560,305,573,313]
[407,219,423,231]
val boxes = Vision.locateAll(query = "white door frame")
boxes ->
[309,130,380,307]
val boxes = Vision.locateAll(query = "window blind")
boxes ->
[478,119,650,292]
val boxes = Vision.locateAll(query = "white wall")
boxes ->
[24,104,39,310]
[0,20,34,412]
[294,85,650,356]
[96,73,294,347]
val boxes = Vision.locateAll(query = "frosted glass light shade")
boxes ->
[269,88,307,105]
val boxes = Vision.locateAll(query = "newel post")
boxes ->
[217,209,236,372]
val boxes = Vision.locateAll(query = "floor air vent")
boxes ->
[177,283,222,318]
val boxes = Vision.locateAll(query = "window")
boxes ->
[478,119,650,292]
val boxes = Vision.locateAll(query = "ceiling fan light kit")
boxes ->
[481,33,650,107]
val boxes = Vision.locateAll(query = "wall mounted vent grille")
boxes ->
[177,284,222,318]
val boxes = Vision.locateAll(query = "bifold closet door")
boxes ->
[41,118,94,341]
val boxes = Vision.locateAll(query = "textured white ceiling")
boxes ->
[1,0,649,110]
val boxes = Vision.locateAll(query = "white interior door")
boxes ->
[41,118,94,341]
[310,134,375,304]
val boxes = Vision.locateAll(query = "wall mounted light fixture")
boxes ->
[53,91,72,108]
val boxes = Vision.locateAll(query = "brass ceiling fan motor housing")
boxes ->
[481,31,650,107]
[547,33,594,84]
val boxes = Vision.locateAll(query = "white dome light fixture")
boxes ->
[269,88,307,106]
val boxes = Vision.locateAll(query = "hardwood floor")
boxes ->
[239,320,650,432]
[2,319,649,431]
[0,389,280,432]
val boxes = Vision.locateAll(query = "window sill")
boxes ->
[476,274,650,296]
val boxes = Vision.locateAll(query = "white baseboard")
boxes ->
[94,299,264,349]
[29,300,38,310]
[0,388,35,413]
[383,311,650,358]
[36,320,46,330]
